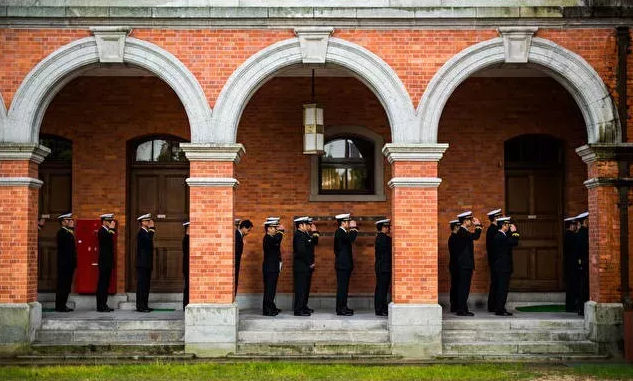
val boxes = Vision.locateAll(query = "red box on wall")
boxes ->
[75,220,116,294]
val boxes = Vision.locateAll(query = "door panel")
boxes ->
[128,167,189,292]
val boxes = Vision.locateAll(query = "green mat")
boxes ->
[515,304,567,312]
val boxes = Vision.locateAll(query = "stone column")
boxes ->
[180,143,244,357]
[383,143,448,359]
[0,143,49,355]
[576,143,633,356]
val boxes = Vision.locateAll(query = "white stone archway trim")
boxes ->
[209,35,416,144]
[5,35,211,143]
[0,94,6,140]
[417,34,620,144]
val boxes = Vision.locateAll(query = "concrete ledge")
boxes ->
[185,303,237,357]
[584,301,623,357]
[389,303,442,358]
[0,302,41,356]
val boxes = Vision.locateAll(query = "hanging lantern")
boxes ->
[303,69,324,155]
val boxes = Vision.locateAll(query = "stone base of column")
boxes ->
[389,303,442,358]
[185,303,238,357]
[584,301,624,357]
[0,302,41,355]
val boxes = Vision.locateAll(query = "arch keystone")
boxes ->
[294,27,334,64]
[90,26,131,63]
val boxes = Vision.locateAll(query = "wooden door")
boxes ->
[128,166,189,292]
[505,135,564,291]
[38,150,72,291]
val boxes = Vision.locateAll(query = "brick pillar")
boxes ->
[180,143,244,357]
[383,143,448,359]
[0,143,49,354]
[576,143,633,356]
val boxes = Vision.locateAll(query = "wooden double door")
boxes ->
[127,165,189,292]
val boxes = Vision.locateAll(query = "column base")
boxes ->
[0,302,41,356]
[584,301,624,357]
[185,303,238,357]
[389,303,442,359]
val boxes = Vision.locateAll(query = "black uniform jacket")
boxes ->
[454,225,482,270]
[563,230,577,272]
[235,229,244,260]
[57,227,77,270]
[293,230,313,273]
[263,232,283,273]
[308,231,319,267]
[448,232,458,272]
[182,234,189,276]
[98,226,116,269]
[576,226,589,271]
[374,232,392,274]
[486,224,498,268]
[136,227,155,269]
[334,227,358,271]
[492,230,520,273]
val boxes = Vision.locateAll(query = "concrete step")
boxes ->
[442,329,589,342]
[442,318,584,331]
[28,343,186,356]
[238,329,390,343]
[35,329,184,344]
[442,340,599,355]
[237,342,393,356]
[239,314,388,331]
[437,353,609,362]
[118,302,183,311]
[41,318,184,331]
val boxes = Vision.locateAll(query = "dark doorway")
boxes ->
[127,136,189,292]
[505,134,564,291]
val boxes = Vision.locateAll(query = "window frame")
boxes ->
[310,125,386,202]
[133,137,188,164]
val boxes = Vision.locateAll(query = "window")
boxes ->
[39,135,72,162]
[310,126,385,202]
[134,139,186,163]
[505,134,562,169]
[320,138,374,194]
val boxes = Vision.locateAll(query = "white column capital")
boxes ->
[388,177,442,188]
[382,143,448,163]
[186,177,239,188]
[0,143,50,164]
[180,143,245,164]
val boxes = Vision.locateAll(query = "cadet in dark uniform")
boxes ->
[492,217,520,316]
[575,211,589,316]
[293,217,313,316]
[334,213,358,316]
[563,216,579,313]
[374,219,392,317]
[235,219,253,296]
[136,213,155,313]
[55,213,76,312]
[96,213,116,312]
[486,208,502,313]
[182,221,190,310]
[448,219,461,313]
[304,217,319,313]
[453,211,482,316]
[263,218,284,316]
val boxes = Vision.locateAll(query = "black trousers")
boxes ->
[55,265,75,310]
[494,271,511,313]
[457,269,473,313]
[374,271,391,314]
[96,266,112,309]
[487,266,498,312]
[565,268,579,312]
[136,267,152,310]
[235,255,241,296]
[183,272,189,309]
[578,268,589,315]
[449,268,459,311]
[304,269,314,309]
[263,271,280,313]
[293,270,309,313]
[336,269,352,311]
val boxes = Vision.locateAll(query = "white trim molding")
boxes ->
[388,177,442,188]
[0,177,44,188]
[294,27,334,64]
[382,143,449,163]
[186,177,239,188]
[417,33,621,144]
[0,143,50,164]
[6,35,211,144]
[180,143,245,163]
[210,36,415,144]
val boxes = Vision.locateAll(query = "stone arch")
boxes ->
[209,37,416,144]
[0,93,6,140]
[6,36,211,143]
[417,36,620,144]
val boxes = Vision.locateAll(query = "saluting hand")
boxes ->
[111,220,117,229]
[350,220,357,229]
[278,224,285,231]
[510,224,517,232]
[472,217,481,225]
[148,220,155,228]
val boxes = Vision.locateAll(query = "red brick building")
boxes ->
[0,1,631,358]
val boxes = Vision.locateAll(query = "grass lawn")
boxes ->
[1,362,632,381]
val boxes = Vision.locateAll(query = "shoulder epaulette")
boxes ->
[148,228,156,232]
[276,231,284,236]
[475,225,483,230]
[350,228,358,232]
[512,233,520,238]
[312,232,320,237]
[108,229,116,234]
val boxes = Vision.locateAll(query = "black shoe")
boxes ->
[456,311,475,316]
[136,308,151,313]
[55,306,73,312]
[495,311,512,316]
[450,307,457,313]
[148,307,155,312]
[503,310,513,316]
[294,311,311,316]
[375,311,388,317]
[337,310,353,316]
[305,307,314,313]
[263,310,278,316]
[275,308,282,314]
[345,308,354,314]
